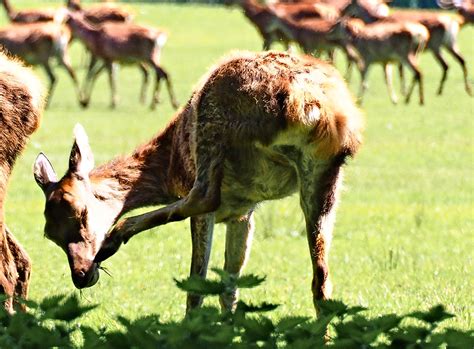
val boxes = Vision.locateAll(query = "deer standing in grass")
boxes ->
[33,51,363,314]
[0,0,63,23]
[339,18,429,105]
[0,22,82,107]
[345,0,472,96]
[65,11,178,109]
[0,53,44,312]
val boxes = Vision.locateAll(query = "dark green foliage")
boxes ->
[0,270,472,348]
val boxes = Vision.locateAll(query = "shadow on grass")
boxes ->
[1,269,473,348]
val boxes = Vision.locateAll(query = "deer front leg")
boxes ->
[219,211,255,312]
[186,214,215,312]
[298,156,344,315]
[384,64,398,105]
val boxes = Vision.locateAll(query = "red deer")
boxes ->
[1,0,63,23]
[339,18,429,105]
[0,22,81,107]
[344,0,472,96]
[33,51,363,314]
[268,1,341,21]
[65,11,178,110]
[66,0,133,24]
[0,52,44,312]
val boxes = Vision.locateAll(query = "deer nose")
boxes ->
[77,269,86,278]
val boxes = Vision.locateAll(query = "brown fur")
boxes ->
[35,51,363,314]
[0,53,44,312]
[0,22,81,107]
[65,11,177,109]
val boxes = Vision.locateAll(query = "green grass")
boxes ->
[2,1,473,333]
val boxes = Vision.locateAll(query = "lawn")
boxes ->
[2,0,473,333]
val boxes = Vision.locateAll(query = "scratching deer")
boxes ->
[65,11,178,109]
[33,51,363,314]
[1,53,44,312]
[0,22,81,107]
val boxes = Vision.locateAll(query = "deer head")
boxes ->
[34,125,117,289]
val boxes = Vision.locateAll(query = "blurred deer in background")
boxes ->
[0,22,81,107]
[438,0,474,25]
[66,0,133,24]
[0,53,44,313]
[65,11,178,109]
[344,0,472,96]
[339,18,429,105]
[1,0,64,23]
[33,51,363,315]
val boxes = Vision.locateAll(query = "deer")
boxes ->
[339,18,429,105]
[344,0,472,96]
[1,0,64,23]
[0,22,82,107]
[66,0,133,24]
[225,0,292,50]
[0,52,44,313]
[268,1,341,22]
[33,51,363,315]
[65,11,178,110]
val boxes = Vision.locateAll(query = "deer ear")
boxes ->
[69,124,94,178]
[34,153,58,191]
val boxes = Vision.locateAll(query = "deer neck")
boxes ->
[2,0,16,20]
[89,112,193,222]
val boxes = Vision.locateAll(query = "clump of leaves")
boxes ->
[1,270,473,348]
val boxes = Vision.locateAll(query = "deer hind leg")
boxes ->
[297,155,345,315]
[404,53,424,105]
[138,63,149,104]
[384,64,398,105]
[42,61,57,108]
[57,44,82,105]
[186,214,215,312]
[82,56,105,108]
[357,63,370,105]
[150,57,179,110]
[445,43,472,96]
[398,64,406,97]
[431,48,449,95]
[96,114,227,262]
[219,211,255,312]
[5,227,31,310]
[106,61,119,109]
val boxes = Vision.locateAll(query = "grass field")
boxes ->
[2,1,473,333]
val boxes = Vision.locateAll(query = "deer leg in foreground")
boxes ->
[403,54,423,105]
[219,211,255,312]
[298,156,343,315]
[446,44,472,96]
[95,120,226,262]
[139,63,149,104]
[431,49,449,95]
[42,62,57,108]
[186,214,215,312]
[106,61,118,109]
[384,64,398,105]
[5,226,31,310]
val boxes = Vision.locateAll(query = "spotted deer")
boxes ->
[33,51,363,314]
[1,53,44,312]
